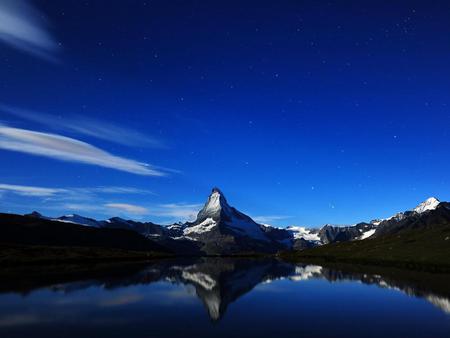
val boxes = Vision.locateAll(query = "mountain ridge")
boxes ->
[14,189,449,256]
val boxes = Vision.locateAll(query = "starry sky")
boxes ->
[0,0,449,227]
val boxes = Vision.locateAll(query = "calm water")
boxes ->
[0,258,449,338]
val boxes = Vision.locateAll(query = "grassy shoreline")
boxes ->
[2,243,449,273]
[0,243,269,266]
[0,243,173,266]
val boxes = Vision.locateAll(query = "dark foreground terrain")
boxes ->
[0,213,172,265]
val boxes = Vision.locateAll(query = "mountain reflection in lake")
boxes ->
[0,258,449,338]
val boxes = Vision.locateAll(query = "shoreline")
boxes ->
[2,242,450,274]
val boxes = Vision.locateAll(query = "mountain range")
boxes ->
[4,187,448,256]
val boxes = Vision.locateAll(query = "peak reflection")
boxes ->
[1,258,449,320]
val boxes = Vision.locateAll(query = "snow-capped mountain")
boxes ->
[28,211,104,228]
[285,226,321,242]
[21,192,449,255]
[373,197,449,237]
[372,197,441,225]
[413,197,440,214]
[178,188,284,254]
[317,222,378,244]
[183,187,270,242]
[56,214,102,227]
[27,211,169,239]
[103,217,166,238]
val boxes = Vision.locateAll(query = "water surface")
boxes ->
[0,258,449,338]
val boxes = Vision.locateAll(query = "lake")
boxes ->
[0,258,449,338]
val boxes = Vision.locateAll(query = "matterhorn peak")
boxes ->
[195,187,230,223]
[414,197,440,214]
[185,188,270,243]
[211,187,223,195]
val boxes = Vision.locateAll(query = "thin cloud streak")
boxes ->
[0,183,154,200]
[0,183,65,197]
[104,203,149,215]
[0,183,201,221]
[150,203,203,222]
[60,203,149,217]
[55,202,202,222]
[0,0,59,62]
[0,125,167,176]
[253,215,292,224]
[84,187,154,195]
[0,104,166,148]
[62,203,106,213]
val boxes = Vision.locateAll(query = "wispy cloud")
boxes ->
[0,124,167,176]
[61,203,107,213]
[0,104,166,148]
[0,182,201,221]
[60,202,150,217]
[84,187,154,195]
[0,183,153,200]
[0,183,65,197]
[104,203,149,215]
[252,215,292,224]
[150,203,203,222]
[59,201,201,221]
[0,0,59,62]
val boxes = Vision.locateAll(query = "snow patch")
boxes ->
[53,215,100,227]
[226,215,269,241]
[414,197,440,214]
[183,218,216,235]
[359,228,376,240]
[286,226,321,241]
[377,197,440,224]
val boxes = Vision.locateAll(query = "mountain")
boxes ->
[103,217,167,238]
[7,191,450,258]
[0,212,172,260]
[262,196,448,250]
[317,222,378,244]
[21,189,288,255]
[290,196,446,247]
[25,211,49,219]
[56,214,102,227]
[28,211,170,240]
[373,198,449,237]
[185,188,268,240]
[282,200,450,270]
[369,197,441,226]
[414,197,441,214]
[178,188,283,254]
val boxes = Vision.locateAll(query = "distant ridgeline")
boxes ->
[1,188,449,260]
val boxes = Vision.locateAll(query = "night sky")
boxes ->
[0,0,449,227]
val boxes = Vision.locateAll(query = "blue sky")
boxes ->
[0,0,449,227]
